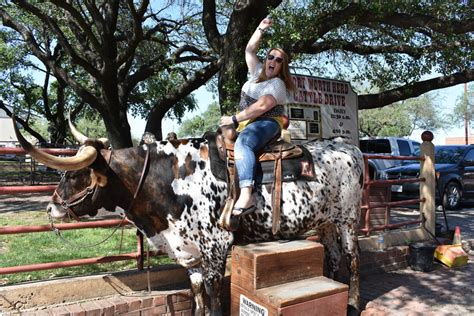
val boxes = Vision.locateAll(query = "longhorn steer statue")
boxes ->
[13,118,364,315]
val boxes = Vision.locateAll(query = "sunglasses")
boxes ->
[267,54,284,64]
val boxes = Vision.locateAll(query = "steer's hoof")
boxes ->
[347,305,360,316]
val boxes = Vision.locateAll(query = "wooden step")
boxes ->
[231,276,348,316]
[231,240,324,292]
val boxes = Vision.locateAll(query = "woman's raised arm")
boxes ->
[245,18,272,74]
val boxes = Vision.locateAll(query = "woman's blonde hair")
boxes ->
[256,47,296,92]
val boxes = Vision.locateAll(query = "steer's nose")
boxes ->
[46,202,65,219]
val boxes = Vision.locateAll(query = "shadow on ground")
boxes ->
[360,258,474,314]
[0,193,51,213]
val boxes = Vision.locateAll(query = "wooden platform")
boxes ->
[231,240,324,292]
[230,240,348,315]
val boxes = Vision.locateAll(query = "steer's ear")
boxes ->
[91,170,108,187]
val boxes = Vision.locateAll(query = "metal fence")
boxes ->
[0,146,148,276]
[0,142,435,277]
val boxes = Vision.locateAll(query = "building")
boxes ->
[0,105,18,146]
[444,135,474,145]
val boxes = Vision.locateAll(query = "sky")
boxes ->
[411,84,467,145]
[128,82,469,145]
[128,84,215,139]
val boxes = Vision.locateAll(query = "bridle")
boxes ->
[52,181,98,221]
[51,149,113,221]
[49,146,151,246]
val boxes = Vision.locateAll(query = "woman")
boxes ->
[220,18,295,229]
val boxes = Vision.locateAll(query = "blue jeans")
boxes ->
[234,118,281,188]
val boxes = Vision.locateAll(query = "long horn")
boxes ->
[12,116,97,171]
[68,112,89,144]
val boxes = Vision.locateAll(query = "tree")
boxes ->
[268,1,473,109]
[0,9,94,146]
[359,93,446,137]
[449,83,474,143]
[2,1,472,148]
[177,101,220,137]
[1,1,218,148]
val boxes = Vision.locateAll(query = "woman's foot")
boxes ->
[229,187,256,231]
[232,205,256,216]
[232,187,254,215]
[229,204,256,231]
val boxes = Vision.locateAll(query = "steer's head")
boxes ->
[13,116,110,220]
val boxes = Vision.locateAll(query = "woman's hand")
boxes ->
[220,116,233,127]
[259,18,272,32]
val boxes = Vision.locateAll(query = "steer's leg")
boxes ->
[317,223,341,279]
[204,271,224,316]
[187,267,207,316]
[201,243,231,316]
[339,223,360,315]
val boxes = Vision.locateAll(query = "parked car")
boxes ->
[359,137,421,179]
[384,145,474,209]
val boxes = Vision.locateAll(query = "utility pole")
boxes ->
[465,83,469,144]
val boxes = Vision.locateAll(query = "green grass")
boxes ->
[0,210,173,285]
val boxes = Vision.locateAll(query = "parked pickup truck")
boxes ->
[359,137,421,179]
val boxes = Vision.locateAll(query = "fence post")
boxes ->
[136,230,144,270]
[419,131,435,236]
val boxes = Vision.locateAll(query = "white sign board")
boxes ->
[287,75,359,145]
[239,294,268,316]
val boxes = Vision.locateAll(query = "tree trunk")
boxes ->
[102,108,133,149]
[145,101,170,141]
[218,52,248,115]
[51,81,67,146]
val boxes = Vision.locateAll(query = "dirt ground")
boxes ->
[0,193,51,213]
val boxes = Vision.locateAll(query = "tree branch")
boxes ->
[49,0,101,50]
[202,0,222,52]
[296,39,431,58]
[293,3,474,53]
[145,59,222,135]
[0,100,47,144]
[359,69,474,109]
[14,0,101,78]
[381,13,473,35]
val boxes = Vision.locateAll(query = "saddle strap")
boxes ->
[272,147,283,235]
[218,153,238,231]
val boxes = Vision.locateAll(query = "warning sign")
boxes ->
[240,295,268,316]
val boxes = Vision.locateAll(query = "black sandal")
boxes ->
[228,205,256,231]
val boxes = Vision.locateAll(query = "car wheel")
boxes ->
[442,182,461,210]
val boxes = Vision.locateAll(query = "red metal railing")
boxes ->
[360,154,426,235]
[0,146,148,276]
[0,146,430,275]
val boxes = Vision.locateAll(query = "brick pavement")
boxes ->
[361,252,473,315]
[360,206,474,315]
[358,206,474,315]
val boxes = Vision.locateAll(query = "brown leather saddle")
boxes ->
[214,126,307,234]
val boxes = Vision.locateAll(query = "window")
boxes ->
[464,149,474,162]
[435,147,465,164]
[359,139,391,153]
[397,140,411,156]
[412,142,420,156]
